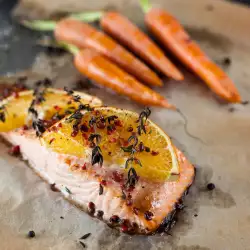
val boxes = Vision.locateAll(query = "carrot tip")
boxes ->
[172,71,184,81]
[160,100,176,110]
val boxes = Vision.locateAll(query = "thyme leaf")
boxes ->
[121,145,134,153]
[80,233,91,240]
[88,134,102,145]
[137,107,151,135]
[91,146,103,166]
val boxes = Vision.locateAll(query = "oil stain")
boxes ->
[184,27,233,53]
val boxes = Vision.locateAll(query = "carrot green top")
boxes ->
[140,0,152,13]
[21,11,104,31]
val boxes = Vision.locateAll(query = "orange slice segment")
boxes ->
[41,107,179,182]
[0,88,102,132]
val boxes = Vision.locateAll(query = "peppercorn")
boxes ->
[97,210,104,218]
[27,230,35,238]
[207,183,215,190]
[144,211,154,221]
[110,215,120,223]
[88,202,95,214]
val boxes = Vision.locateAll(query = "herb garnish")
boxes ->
[64,186,72,194]
[99,184,104,195]
[0,105,6,122]
[80,233,91,240]
[28,78,52,136]
[137,107,151,135]
[79,241,86,248]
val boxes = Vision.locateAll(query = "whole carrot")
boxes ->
[100,11,183,81]
[140,0,241,103]
[63,43,175,109]
[23,18,163,87]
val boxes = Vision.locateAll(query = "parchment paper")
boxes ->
[1,0,250,249]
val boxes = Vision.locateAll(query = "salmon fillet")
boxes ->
[1,128,194,234]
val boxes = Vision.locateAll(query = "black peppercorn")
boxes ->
[97,210,104,218]
[207,183,215,190]
[28,230,35,238]
[144,211,154,221]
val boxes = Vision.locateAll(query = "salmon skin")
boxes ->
[1,128,194,234]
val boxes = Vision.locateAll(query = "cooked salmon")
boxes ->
[1,128,194,234]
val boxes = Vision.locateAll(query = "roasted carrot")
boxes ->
[23,18,163,87]
[100,11,184,81]
[140,0,241,103]
[62,43,175,109]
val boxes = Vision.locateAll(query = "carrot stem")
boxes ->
[69,11,103,22]
[21,11,103,31]
[57,42,79,55]
[139,0,152,13]
[21,20,56,31]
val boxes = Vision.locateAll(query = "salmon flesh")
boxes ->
[1,128,194,234]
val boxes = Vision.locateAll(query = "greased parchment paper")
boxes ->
[1,0,250,249]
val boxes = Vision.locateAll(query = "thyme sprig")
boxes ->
[64,87,93,132]
[122,108,151,189]
[28,78,52,136]
[0,105,6,122]
[137,107,151,135]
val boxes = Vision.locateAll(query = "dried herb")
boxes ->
[91,146,103,166]
[121,189,126,200]
[99,184,104,195]
[137,107,151,135]
[32,119,46,137]
[79,241,86,248]
[121,144,134,153]
[28,78,52,136]
[89,116,97,128]
[80,233,91,240]
[64,86,74,96]
[0,105,6,122]
[106,115,118,124]
[88,134,102,145]
[125,158,142,169]
[64,186,72,194]
[126,167,139,187]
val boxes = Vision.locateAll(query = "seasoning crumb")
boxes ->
[242,101,249,105]
[50,183,59,192]
[99,184,104,195]
[222,57,231,66]
[27,230,35,238]
[97,210,104,218]
[60,216,64,219]
[9,145,20,156]
[194,214,198,217]
[207,183,215,191]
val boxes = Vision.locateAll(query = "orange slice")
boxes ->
[0,88,102,132]
[41,107,179,181]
